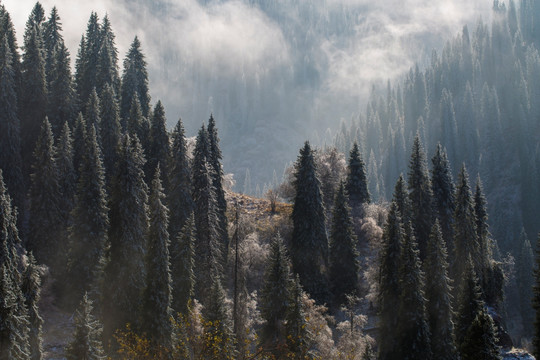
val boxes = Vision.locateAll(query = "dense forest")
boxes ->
[1,0,540,359]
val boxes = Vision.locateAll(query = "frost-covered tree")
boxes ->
[65,293,105,360]
[329,181,359,306]
[291,141,329,304]
[103,134,148,339]
[21,253,42,360]
[346,141,370,207]
[170,214,195,315]
[120,37,150,120]
[425,221,458,360]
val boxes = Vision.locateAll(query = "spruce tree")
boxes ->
[142,166,174,351]
[43,7,63,81]
[453,165,479,285]
[68,126,108,305]
[517,229,534,337]
[459,307,501,360]
[0,4,22,104]
[76,12,101,107]
[407,134,433,262]
[291,141,329,304]
[170,214,195,315]
[207,115,229,254]
[474,176,492,301]
[0,36,24,213]
[71,113,86,180]
[103,134,148,340]
[393,174,411,223]
[286,275,311,357]
[532,233,540,359]
[259,234,293,351]
[455,256,483,349]
[168,118,193,241]
[84,88,101,135]
[147,101,169,182]
[397,222,432,360]
[329,181,359,306]
[345,141,370,207]
[96,15,120,97]
[120,37,150,120]
[99,83,121,183]
[430,144,455,259]
[21,253,42,360]
[27,118,62,273]
[377,201,404,360]
[125,95,149,150]
[65,293,105,360]
[425,221,458,360]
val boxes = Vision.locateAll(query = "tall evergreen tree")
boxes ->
[125,95,149,149]
[397,222,432,360]
[84,88,101,135]
[96,15,120,97]
[68,126,108,305]
[532,233,540,359]
[345,141,370,207]
[65,293,105,360]
[407,134,433,262]
[392,174,411,223]
[259,234,292,352]
[517,229,534,338]
[98,83,121,184]
[453,165,479,284]
[425,221,458,360]
[147,101,169,182]
[455,256,483,349]
[459,307,501,360]
[168,118,193,241]
[120,37,150,120]
[329,181,359,306]
[42,7,63,89]
[27,118,62,273]
[0,36,23,213]
[285,275,311,357]
[0,4,22,104]
[21,253,42,360]
[430,144,455,259]
[76,12,101,107]
[207,115,229,254]
[103,134,148,340]
[291,141,329,304]
[474,176,492,301]
[170,214,195,315]
[71,113,86,180]
[142,166,174,351]
[378,201,404,360]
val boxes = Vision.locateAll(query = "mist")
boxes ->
[4,0,492,190]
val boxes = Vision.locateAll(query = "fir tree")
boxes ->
[407,134,433,262]
[84,88,101,135]
[147,101,170,182]
[168,118,193,241]
[474,176,492,302]
[291,141,329,304]
[142,166,174,351]
[76,12,101,107]
[345,141,370,207]
[68,126,108,305]
[455,256,483,349]
[329,182,359,306]
[21,253,42,360]
[27,118,62,273]
[393,174,411,223]
[103,134,148,340]
[99,83,121,184]
[377,201,404,360]
[425,221,458,360]
[286,275,311,358]
[459,307,501,360]
[517,229,534,338]
[259,234,293,351]
[120,37,150,120]
[0,4,22,103]
[0,36,24,213]
[71,113,86,180]
[96,15,120,97]
[430,144,455,260]
[397,222,432,360]
[170,214,195,315]
[207,115,229,254]
[125,95,149,150]
[65,293,105,360]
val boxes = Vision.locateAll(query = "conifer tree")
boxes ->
[168,118,193,241]
[291,141,329,304]
[147,101,169,182]
[0,36,24,213]
[397,222,432,360]
[329,182,359,306]
[425,221,458,360]
[517,229,534,337]
[455,256,483,349]
[377,201,404,360]
[126,95,149,150]
[407,134,433,262]
[27,118,62,273]
[71,113,86,180]
[20,13,48,177]
[21,253,42,360]
[430,144,455,258]
[345,141,370,207]
[459,307,501,360]
[286,275,311,357]
[0,4,22,101]
[96,15,120,96]
[259,234,292,351]
[207,115,229,253]
[103,134,148,339]
[170,214,195,315]
[65,293,105,360]
[76,12,101,107]
[532,233,540,359]
[99,83,121,183]
[120,37,150,120]
[474,176,492,300]
[84,88,101,135]
[142,166,174,351]
[68,126,108,305]
[393,174,411,223]
[43,7,62,75]
[453,165,479,284]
